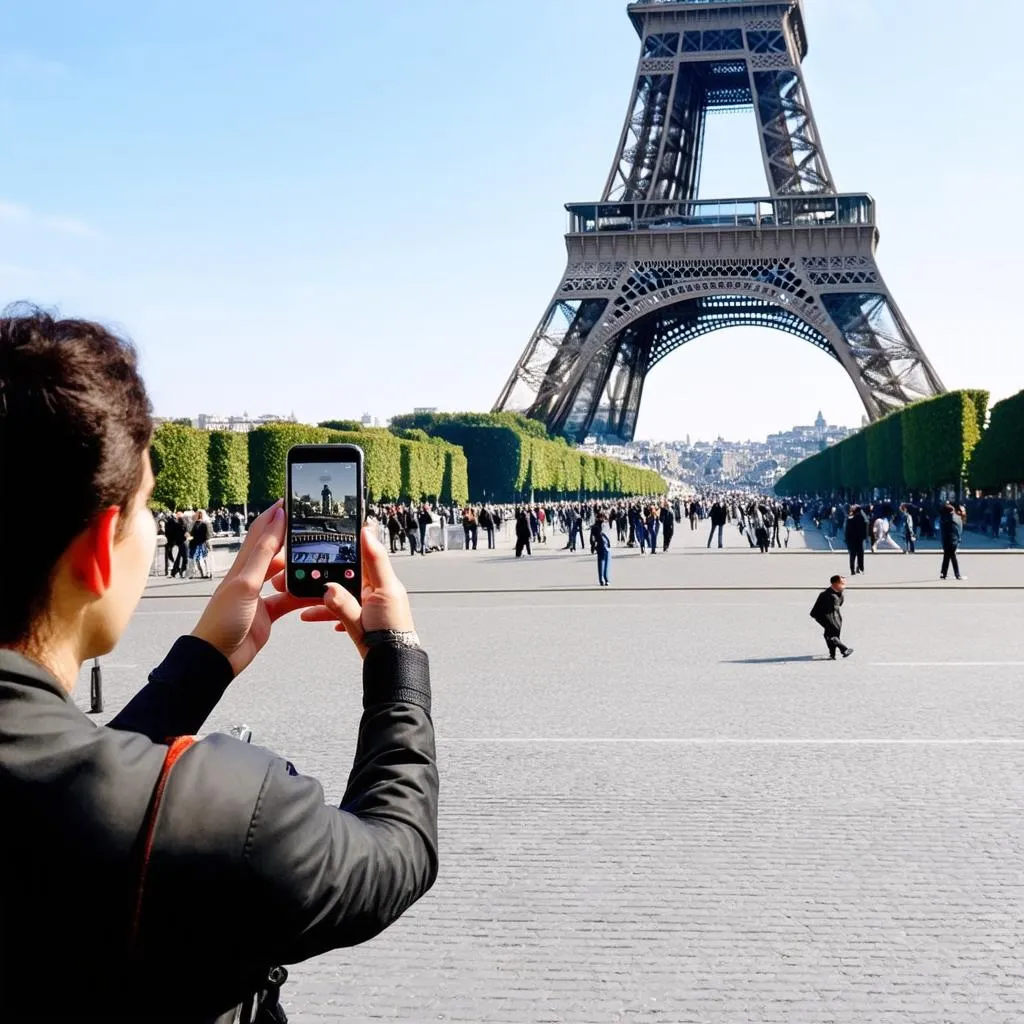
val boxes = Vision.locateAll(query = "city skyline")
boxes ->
[166,406,858,449]
[1,1,1021,440]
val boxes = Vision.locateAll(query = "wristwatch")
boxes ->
[362,629,422,651]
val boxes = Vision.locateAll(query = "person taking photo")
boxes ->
[0,307,439,1024]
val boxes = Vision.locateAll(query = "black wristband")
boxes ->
[362,643,431,715]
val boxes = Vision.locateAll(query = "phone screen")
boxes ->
[287,445,363,599]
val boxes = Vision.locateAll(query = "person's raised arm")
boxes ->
[239,527,438,961]
[108,502,317,740]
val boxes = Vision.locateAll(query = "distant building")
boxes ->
[578,412,856,488]
[194,411,298,432]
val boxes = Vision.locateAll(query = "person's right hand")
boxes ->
[293,526,416,659]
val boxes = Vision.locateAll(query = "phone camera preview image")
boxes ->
[289,462,359,584]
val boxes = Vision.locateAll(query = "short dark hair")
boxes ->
[830,574,844,585]
[0,305,153,644]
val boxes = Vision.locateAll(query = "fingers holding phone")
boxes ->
[301,526,416,659]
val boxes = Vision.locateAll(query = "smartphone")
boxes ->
[286,444,364,599]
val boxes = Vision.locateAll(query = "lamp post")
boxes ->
[89,658,103,714]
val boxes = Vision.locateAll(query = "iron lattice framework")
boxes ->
[495,0,945,443]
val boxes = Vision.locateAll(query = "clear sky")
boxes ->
[2,0,1022,443]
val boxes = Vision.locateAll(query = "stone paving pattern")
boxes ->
[84,531,1024,1022]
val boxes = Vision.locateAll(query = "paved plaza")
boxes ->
[83,527,1024,1022]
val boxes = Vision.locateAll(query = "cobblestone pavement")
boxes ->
[86,542,1024,1023]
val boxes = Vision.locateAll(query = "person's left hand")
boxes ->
[191,500,319,676]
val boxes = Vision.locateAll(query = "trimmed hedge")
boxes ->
[208,431,249,507]
[839,430,868,493]
[776,390,990,498]
[318,419,363,432]
[393,430,448,501]
[969,389,1024,491]
[389,414,666,500]
[441,445,470,505]
[325,429,403,500]
[246,423,469,506]
[248,424,332,507]
[865,410,904,493]
[151,424,210,511]
[902,391,985,492]
[392,409,551,440]
[163,413,657,512]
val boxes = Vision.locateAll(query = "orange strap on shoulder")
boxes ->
[131,736,197,946]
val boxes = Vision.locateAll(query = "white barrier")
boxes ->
[422,523,446,551]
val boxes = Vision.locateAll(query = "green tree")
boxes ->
[318,420,363,432]
[969,389,1024,491]
[208,431,249,507]
[865,411,904,495]
[248,424,331,507]
[903,391,987,494]
[325,429,403,500]
[151,424,210,510]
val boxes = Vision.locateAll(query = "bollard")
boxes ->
[89,658,103,714]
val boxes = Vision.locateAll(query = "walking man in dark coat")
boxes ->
[163,513,185,576]
[403,506,419,555]
[660,501,675,552]
[845,504,869,575]
[707,500,727,548]
[514,508,532,558]
[810,575,854,660]
[939,500,966,580]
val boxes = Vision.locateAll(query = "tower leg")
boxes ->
[815,279,945,418]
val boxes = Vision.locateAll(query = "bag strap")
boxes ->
[132,736,197,946]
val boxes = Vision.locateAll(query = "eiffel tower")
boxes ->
[494,0,945,443]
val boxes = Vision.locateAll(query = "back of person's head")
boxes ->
[0,305,152,647]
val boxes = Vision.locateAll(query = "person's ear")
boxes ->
[70,507,120,597]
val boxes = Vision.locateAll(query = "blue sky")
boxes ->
[2,0,1022,442]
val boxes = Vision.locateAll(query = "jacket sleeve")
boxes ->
[243,643,439,965]
[107,635,234,741]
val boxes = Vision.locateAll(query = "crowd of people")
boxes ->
[362,494,805,585]
[801,494,1022,581]
[155,507,252,579]
[154,488,1021,589]
[803,496,1021,549]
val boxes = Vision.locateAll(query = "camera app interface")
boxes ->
[290,462,358,580]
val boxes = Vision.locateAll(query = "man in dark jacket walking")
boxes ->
[514,507,532,558]
[660,501,675,552]
[707,500,727,548]
[845,504,869,575]
[417,503,433,556]
[939,500,966,580]
[403,506,419,555]
[164,513,186,576]
[810,575,854,660]
[479,505,496,549]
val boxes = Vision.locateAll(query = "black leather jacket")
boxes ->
[0,636,438,1023]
